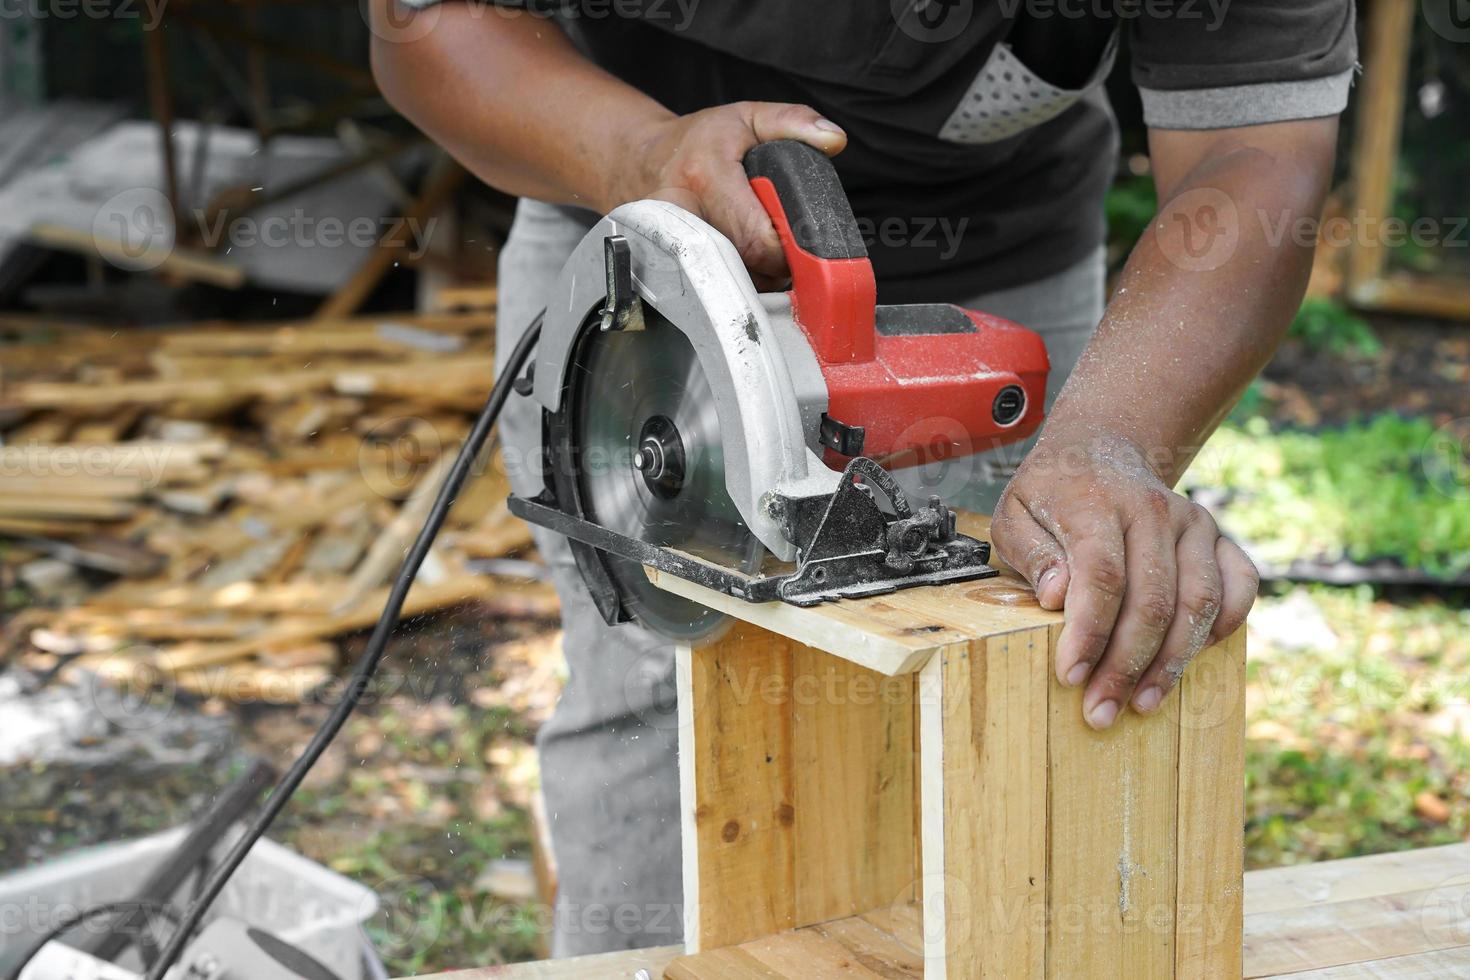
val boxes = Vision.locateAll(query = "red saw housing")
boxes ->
[747,150,1049,473]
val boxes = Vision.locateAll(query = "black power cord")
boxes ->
[134,313,545,980]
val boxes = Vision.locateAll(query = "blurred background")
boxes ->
[1,1,1469,974]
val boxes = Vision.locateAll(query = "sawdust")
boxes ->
[1117,766,1136,917]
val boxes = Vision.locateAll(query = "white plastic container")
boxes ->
[0,827,382,980]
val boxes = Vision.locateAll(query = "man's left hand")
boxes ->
[990,430,1258,729]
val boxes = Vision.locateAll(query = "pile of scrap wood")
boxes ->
[0,306,559,704]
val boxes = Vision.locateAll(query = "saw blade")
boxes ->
[570,307,762,642]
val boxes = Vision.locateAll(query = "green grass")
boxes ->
[1185,414,1470,577]
[1288,298,1381,359]
[1245,586,1470,869]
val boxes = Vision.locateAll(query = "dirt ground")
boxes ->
[2,605,563,973]
[1262,316,1470,426]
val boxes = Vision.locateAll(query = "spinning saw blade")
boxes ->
[565,307,762,641]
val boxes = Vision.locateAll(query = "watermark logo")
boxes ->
[1424,417,1470,500]
[89,650,179,731]
[1423,0,1470,42]
[93,187,174,272]
[361,0,442,44]
[622,645,681,732]
[358,416,445,498]
[1420,873,1470,947]
[1154,187,1239,272]
[363,873,448,962]
[892,0,974,43]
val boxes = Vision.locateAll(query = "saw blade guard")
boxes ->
[533,200,840,562]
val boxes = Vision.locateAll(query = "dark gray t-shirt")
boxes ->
[424,0,1356,302]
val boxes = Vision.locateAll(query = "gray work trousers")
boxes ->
[494,198,1105,957]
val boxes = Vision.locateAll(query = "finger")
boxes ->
[989,492,1068,610]
[1044,512,1126,691]
[696,158,791,280]
[1209,537,1259,643]
[1130,507,1223,714]
[743,101,848,156]
[1083,498,1178,729]
[650,182,789,285]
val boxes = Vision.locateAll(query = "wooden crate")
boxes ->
[651,516,1246,979]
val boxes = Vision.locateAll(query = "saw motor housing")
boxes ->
[509,141,1050,631]
[743,141,1048,471]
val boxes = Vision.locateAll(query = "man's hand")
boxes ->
[370,8,844,286]
[991,431,1258,730]
[609,103,847,288]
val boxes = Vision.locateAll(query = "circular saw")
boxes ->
[509,141,1050,642]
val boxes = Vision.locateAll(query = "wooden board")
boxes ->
[397,844,1470,979]
[920,632,1048,978]
[676,625,919,952]
[1175,630,1247,979]
[648,516,1060,678]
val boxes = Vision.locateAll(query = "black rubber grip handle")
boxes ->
[743,140,868,260]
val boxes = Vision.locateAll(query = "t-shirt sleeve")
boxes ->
[1130,0,1358,130]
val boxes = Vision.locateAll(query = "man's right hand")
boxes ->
[607,103,848,288]
[371,9,845,286]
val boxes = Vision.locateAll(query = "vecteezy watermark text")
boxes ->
[0,0,165,27]
[92,188,438,273]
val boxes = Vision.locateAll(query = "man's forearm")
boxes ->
[369,2,670,212]
[1041,117,1339,484]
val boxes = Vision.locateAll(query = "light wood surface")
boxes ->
[648,515,1060,678]
[1176,631,1247,977]
[919,630,1048,977]
[405,844,1470,978]
[675,624,919,951]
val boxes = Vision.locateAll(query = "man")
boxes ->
[371,0,1354,956]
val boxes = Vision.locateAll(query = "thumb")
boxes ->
[990,495,1070,610]
[742,102,848,157]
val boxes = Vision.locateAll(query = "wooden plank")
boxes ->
[679,626,798,950]
[678,628,920,954]
[648,515,1059,678]
[790,644,916,926]
[79,575,549,674]
[811,915,923,977]
[0,494,136,520]
[921,630,1048,979]
[666,914,923,980]
[416,943,682,979]
[1174,630,1247,979]
[0,356,496,410]
[1264,944,1470,978]
[1244,879,1470,978]
[1343,0,1414,299]
[1247,843,1470,917]
[665,946,786,979]
[28,222,247,289]
[1350,273,1470,322]
[741,928,895,977]
[0,475,147,499]
[0,516,105,538]
[1048,623,1180,978]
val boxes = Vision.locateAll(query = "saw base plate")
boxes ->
[508,494,998,608]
